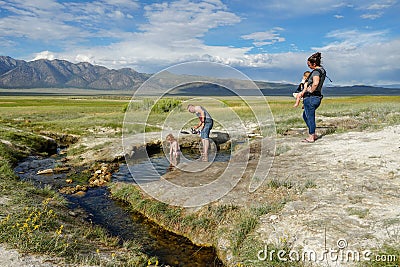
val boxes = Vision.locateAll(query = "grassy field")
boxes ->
[1,95,398,136]
[0,95,399,266]
[0,96,129,135]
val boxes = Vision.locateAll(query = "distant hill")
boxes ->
[258,83,400,97]
[167,82,400,97]
[0,56,399,95]
[0,56,149,90]
[322,85,400,96]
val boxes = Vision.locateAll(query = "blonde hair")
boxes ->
[166,133,176,142]
[303,71,311,78]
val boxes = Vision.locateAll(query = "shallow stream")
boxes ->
[15,149,228,266]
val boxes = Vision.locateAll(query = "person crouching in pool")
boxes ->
[187,104,213,162]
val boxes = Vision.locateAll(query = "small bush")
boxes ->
[267,178,293,189]
[128,98,182,114]
[151,98,182,113]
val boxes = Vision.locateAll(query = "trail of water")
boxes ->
[15,150,228,266]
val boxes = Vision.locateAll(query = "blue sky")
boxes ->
[0,0,399,86]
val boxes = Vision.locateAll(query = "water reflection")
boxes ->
[66,188,223,267]
[15,155,225,267]
[114,149,231,184]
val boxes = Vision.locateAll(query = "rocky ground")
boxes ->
[0,245,51,267]
[219,125,399,266]
[253,125,400,266]
[136,125,399,266]
[1,125,399,266]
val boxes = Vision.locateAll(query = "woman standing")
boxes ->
[299,52,326,143]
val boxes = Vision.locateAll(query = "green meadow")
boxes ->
[0,95,399,266]
[1,95,399,136]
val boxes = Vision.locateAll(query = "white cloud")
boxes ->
[361,12,383,19]
[241,28,285,47]
[231,35,400,86]
[321,29,389,50]
[0,16,91,41]
[33,51,56,60]
[211,28,400,85]
[53,0,247,71]
[322,39,400,85]
[1,0,64,17]
[307,29,400,85]
[102,0,140,9]
[0,0,140,42]
[64,0,139,23]
[365,0,396,10]
[0,36,17,48]
[249,0,348,16]
[1,0,398,86]
[27,13,400,86]
[356,0,397,19]
[75,54,96,63]
[242,0,397,20]
[139,0,240,40]
[334,14,344,19]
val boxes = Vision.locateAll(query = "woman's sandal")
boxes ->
[302,138,315,143]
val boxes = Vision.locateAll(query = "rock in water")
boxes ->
[37,169,54,175]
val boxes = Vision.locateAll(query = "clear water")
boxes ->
[114,149,231,184]
[65,188,223,267]
[15,151,227,267]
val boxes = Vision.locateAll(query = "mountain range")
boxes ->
[0,56,149,90]
[0,56,399,96]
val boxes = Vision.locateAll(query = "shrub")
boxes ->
[151,98,182,113]
[128,98,182,114]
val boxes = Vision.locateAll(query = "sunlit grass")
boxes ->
[1,95,399,138]
[0,164,151,266]
[0,97,128,135]
[0,121,152,266]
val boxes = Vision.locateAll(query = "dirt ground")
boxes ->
[153,124,400,266]
[226,125,399,266]
[1,125,399,266]
[252,125,400,266]
[0,245,55,267]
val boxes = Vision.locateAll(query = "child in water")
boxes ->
[293,71,311,108]
[166,133,180,167]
